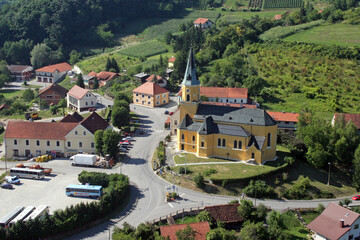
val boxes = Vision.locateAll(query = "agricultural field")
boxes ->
[118,40,168,58]
[284,23,360,47]
[262,0,304,8]
[220,9,292,23]
[248,0,263,9]
[250,43,360,116]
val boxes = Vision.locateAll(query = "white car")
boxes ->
[122,137,134,141]
[5,176,20,185]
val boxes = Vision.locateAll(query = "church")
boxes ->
[175,49,277,165]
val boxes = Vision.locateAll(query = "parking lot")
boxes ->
[0,158,119,218]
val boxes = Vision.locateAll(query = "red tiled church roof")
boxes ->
[168,57,176,62]
[35,62,72,73]
[160,222,210,240]
[133,82,169,95]
[200,87,248,99]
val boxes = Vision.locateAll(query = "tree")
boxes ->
[254,204,268,222]
[0,60,13,87]
[111,58,120,73]
[69,49,81,65]
[102,129,121,157]
[94,130,104,156]
[339,198,352,207]
[22,89,35,101]
[76,73,85,88]
[353,145,360,190]
[206,227,237,240]
[112,106,129,128]
[93,77,99,89]
[238,200,253,221]
[239,221,267,240]
[194,173,205,188]
[2,39,33,65]
[267,210,287,240]
[39,99,48,110]
[176,225,197,240]
[244,76,266,97]
[134,222,156,240]
[196,210,212,224]
[30,43,52,69]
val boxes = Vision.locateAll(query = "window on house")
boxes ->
[91,142,95,148]
[233,140,237,149]
[26,140,29,146]
[36,150,41,156]
[136,99,139,102]
[91,101,93,105]
[285,121,289,124]
[218,138,221,147]
[67,141,71,147]
[86,102,88,106]
[147,101,151,105]
[267,133,271,147]
[14,139,17,145]
[163,94,166,97]
[79,142,82,148]
[174,120,178,125]
[226,99,228,103]
[148,96,151,99]
[239,141,242,149]
[56,141,60,147]
[47,141,50,146]
[157,95,160,99]
[36,140,40,146]
[186,94,190,101]
[192,136,195,142]
[241,100,243,103]
[156,101,160,105]
[186,89,190,93]
[234,99,237,103]
[349,235,353,240]
[222,139,226,147]
[142,94,144,98]
[83,131,86,135]
[181,134,184,140]
[201,142,204,147]
[163,100,166,103]
[251,153,255,159]
[181,144,184,150]
[136,93,139,96]
[75,131,78,135]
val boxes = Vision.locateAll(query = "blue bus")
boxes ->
[65,184,103,199]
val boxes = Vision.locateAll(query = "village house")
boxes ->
[176,49,277,165]
[35,62,72,83]
[88,71,118,87]
[193,18,213,29]
[7,65,33,81]
[200,86,248,104]
[38,83,68,105]
[168,56,175,68]
[71,74,95,89]
[132,82,169,108]
[145,74,167,88]
[267,111,299,133]
[204,203,243,229]
[4,112,110,159]
[160,222,210,240]
[307,203,360,240]
[67,85,97,112]
[134,72,150,83]
[332,113,360,133]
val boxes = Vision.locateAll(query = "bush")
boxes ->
[204,168,217,176]
[178,166,186,174]
[283,176,311,199]
[243,180,276,198]
[284,156,295,165]
[78,171,110,187]
[316,204,325,213]
[222,179,229,188]
[194,174,205,188]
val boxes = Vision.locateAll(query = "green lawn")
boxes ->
[118,40,168,58]
[283,211,309,239]
[0,89,23,98]
[174,153,232,164]
[301,211,320,224]
[220,9,293,23]
[58,76,75,90]
[174,215,198,224]
[284,23,360,47]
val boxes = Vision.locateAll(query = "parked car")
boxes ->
[353,195,360,200]
[119,142,130,148]
[122,136,134,141]
[139,130,144,135]
[123,140,132,145]
[164,110,169,114]
[119,147,127,152]
[1,183,13,189]
[5,176,20,185]
[88,107,96,112]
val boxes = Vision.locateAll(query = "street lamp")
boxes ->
[180,150,187,175]
[327,162,331,186]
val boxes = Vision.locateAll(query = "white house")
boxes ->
[307,203,360,240]
[67,85,97,112]
[35,62,72,83]
[193,18,213,29]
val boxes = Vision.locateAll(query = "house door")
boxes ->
[13,149,19,157]
[25,150,31,156]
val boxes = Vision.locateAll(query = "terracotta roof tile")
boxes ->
[60,112,84,123]
[274,14,282,20]
[200,87,248,99]
[168,57,176,62]
[8,65,33,72]
[307,203,360,240]
[35,62,72,73]
[160,222,210,240]
[202,101,257,108]
[267,111,299,122]
[0,104,10,110]
[205,203,242,223]
[4,121,78,140]
[96,71,118,81]
[67,85,90,99]
[133,82,169,95]
[145,74,162,82]
[88,71,97,77]
[80,112,109,134]
[194,18,210,24]
[334,113,360,129]
[38,83,68,96]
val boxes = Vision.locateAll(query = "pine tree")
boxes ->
[93,77,99,89]
[76,73,85,88]
[111,57,120,73]
[105,58,112,71]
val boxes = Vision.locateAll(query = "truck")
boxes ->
[70,154,97,167]
[25,112,38,120]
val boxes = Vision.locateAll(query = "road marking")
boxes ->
[179,193,185,197]
[168,203,174,208]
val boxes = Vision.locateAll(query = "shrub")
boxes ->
[221,179,229,188]
[243,180,276,198]
[194,174,205,188]
[282,172,288,182]
[178,166,186,174]
[316,204,325,213]
[284,156,295,165]
[283,176,311,199]
[204,168,217,176]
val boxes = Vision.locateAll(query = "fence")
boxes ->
[152,206,205,225]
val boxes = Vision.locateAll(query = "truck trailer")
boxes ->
[70,154,97,167]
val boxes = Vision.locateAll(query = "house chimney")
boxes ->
[340,219,344,228]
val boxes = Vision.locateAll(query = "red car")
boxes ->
[123,140,132,145]
[169,112,174,116]
[353,195,360,200]
[88,107,96,112]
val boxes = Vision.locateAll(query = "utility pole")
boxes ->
[185,152,187,175]
[327,162,331,185]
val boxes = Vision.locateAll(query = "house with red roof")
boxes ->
[267,111,299,133]
[200,87,248,104]
[133,82,169,108]
[67,85,97,112]
[145,74,167,88]
[8,65,33,81]
[204,203,243,229]
[38,83,68,105]
[193,18,213,29]
[88,71,119,87]
[4,112,110,159]
[35,62,72,83]
[168,56,176,68]
[160,222,210,240]
[332,113,360,133]
[307,203,360,240]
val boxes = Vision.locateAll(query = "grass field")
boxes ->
[118,40,168,58]
[282,211,309,239]
[174,154,232,164]
[0,89,23,98]
[301,211,320,224]
[284,23,360,47]
[220,9,292,23]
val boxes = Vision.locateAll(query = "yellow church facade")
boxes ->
[176,49,277,165]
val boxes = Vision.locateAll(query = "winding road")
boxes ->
[67,102,351,240]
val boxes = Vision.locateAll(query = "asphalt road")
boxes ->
[66,102,355,240]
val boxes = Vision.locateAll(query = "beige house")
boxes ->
[67,85,97,112]
[4,112,110,159]
[133,82,169,108]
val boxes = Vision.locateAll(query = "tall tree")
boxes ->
[112,106,129,128]
[69,49,81,65]
[30,43,52,69]
[94,130,104,156]
[76,73,85,88]
[102,129,121,157]
[93,77,99,89]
